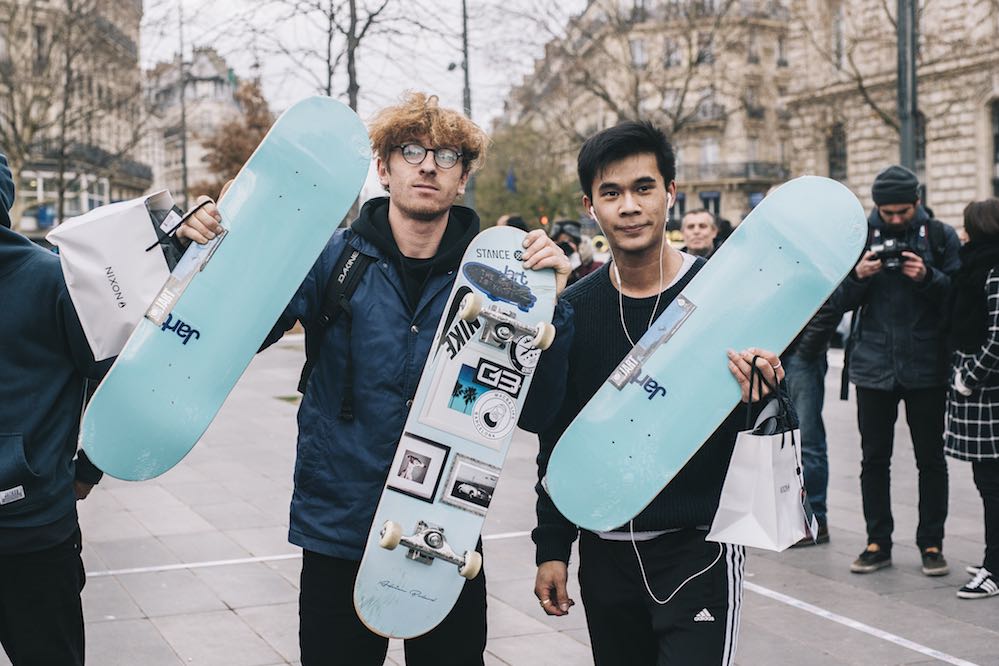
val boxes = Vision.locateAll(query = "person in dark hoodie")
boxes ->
[0,151,110,665]
[177,92,573,665]
[836,165,960,577]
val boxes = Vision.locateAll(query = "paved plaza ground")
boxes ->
[5,340,997,665]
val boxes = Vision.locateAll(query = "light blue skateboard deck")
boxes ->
[81,97,370,481]
[545,176,866,532]
[353,226,556,638]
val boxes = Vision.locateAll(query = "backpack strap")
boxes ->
[925,218,947,266]
[297,242,375,396]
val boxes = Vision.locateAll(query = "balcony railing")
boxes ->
[677,161,788,182]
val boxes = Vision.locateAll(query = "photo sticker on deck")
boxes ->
[441,454,501,516]
[385,433,450,503]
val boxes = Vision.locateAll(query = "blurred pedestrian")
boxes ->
[679,208,717,258]
[551,219,604,285]
[836,165,960,576]
[943,198,999,599]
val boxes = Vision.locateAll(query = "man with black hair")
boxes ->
[839,164,960,576]
[532,121,783,665]
[0,151,110,665]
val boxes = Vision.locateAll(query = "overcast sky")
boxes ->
[140,0,585,128]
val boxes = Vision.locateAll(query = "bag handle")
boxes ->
[144,199,214,252]
[744,354,779,431]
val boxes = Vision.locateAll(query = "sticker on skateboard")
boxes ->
[353,226,556,638]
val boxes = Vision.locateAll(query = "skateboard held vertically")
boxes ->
[545,176,866,532]
[353,226,557,638]
[81,96,370,481]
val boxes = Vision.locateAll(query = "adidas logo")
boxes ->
[693,608,715,622]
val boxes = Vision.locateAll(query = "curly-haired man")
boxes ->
[179,92,572,665]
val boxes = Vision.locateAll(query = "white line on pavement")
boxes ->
[482,530,532,541]
[87,553,302,578]
[86,532,532,578]
[745,582,979,666]
[86,537,977,665]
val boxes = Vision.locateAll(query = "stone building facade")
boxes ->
[781,0,998,226]
[501,0,795,225]
[142,47,241,207]
[501,0,999,229]
[0,0,152,232]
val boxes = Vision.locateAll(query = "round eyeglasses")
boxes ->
[394,143,462,169]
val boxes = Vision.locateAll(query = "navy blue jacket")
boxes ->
[837,207,960,389]
[0,223,110,553]
[262,198,573,559]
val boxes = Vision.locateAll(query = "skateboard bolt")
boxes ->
[425,532,444,549]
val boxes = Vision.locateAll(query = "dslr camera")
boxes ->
[869,238,912,271]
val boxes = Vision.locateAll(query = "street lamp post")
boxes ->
[896,0,918,172]
[461,0,475,210]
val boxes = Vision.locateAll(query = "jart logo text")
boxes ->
[160,314,201,345]
[631,373,667,401]
[502,265,528,286]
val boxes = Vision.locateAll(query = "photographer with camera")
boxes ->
[837,165,960,576]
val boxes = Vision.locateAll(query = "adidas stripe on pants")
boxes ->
[578,529,745,666]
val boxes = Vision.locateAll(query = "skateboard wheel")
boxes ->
[459,550,482,579]
[379,521,402,549]
[458,293,482,321]
[532,322,556,350]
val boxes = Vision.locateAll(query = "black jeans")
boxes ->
[972,459,999,573]
[578,530,745,666]
[856,386,949,551]
[0,528,86,666]
[298,542,486,666]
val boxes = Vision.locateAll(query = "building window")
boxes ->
[700,191,721,216]
[33,25,48,74]
[747,29,760,64]
[827,123,847,182]
[630,39,647,69]
[833,4,845,69]
[777,34,788,67]
[701,137,720,165]
[747,137,759,163]
[664,37,681,68]
[696,33,714,65]
[991,100,999,197]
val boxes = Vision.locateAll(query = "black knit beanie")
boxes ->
[872,165,919,206]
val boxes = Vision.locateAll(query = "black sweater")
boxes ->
[533,259,752,565]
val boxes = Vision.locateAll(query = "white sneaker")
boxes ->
[957,568,999,600]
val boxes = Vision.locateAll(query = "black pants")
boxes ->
[299,542,486,666]
[0,528,86,666]
[578,530,744,666]
[856,386,949,551]
[972,459,999,573]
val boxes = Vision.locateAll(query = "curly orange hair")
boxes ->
[369,92,488,174]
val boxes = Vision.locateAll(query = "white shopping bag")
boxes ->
[47,190,182,360]
[707,363,818,552]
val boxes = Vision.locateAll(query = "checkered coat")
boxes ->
[945,269,999,461]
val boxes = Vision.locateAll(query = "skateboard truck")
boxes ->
[379,520,482,580]
[457,293,555,351]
